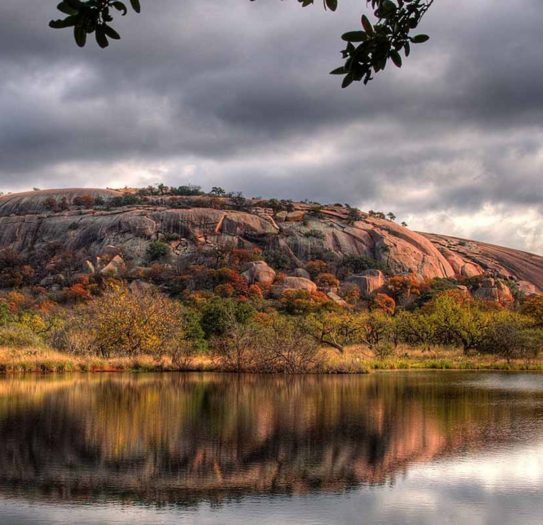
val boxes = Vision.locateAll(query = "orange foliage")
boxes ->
[248,284,264,300]
[67,283,92,302]
[229,248,262,267]
[316,272,339,289]
[386,274,422,299]
[371,293,396,314]
[305,260,328,279]
[215,283,235,298]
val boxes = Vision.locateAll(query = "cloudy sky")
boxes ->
[1,0,543,254]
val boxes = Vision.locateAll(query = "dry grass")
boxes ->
[1,345,543,374]
[321,344,543,372]
[0,347,220,374]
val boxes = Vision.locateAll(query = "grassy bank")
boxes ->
[2,345,543,374]
[0,347,214,374]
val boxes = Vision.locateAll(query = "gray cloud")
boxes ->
[1,0,543,253]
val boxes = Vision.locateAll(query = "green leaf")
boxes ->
[74,25,87,47]
[361,15,373,35]
[130,0,141,13]
[390,50,402,67]
[325,0,338,11]
[95,27,109,48]
[329,66,347,75]
[113,2,128,15]
[103,24,121,40]
[412,34,430,43]
[49,16,77,29]
[57,2,78,15]
[341,74,354,88]
[341,31,366,42]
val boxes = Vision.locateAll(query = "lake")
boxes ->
[0,371,542,524]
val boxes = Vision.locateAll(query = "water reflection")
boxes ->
[0,372,543,524]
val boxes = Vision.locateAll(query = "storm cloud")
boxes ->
[1,0,543,253]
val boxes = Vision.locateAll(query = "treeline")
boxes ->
[2,284,543,372]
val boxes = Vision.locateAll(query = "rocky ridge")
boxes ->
[0,188,541,296]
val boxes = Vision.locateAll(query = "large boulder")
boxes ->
[271,276,317,298]
[286,211,305,222]
[100,255,126,277]
[292,268,311,279]
[473,278,514,305]
[242,261,276,287]
[519,281,538,296]
[344,270,385,298]
[327,291,349,307]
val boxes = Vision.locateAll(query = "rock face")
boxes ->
[0,188,542,294]
[271,277,318,298]
[242,261,276,287]
[100,255,126,277]
[472,277,514,305]
[292,268,311,279]
[345,270,385,298]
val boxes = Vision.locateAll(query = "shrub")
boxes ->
[171,185,203,196]
[200,298,255,338]
[315,272,339,289]
[260,316,321,373]
[476,312,543,362]
[263,249,291,271]
[521,295,543,327]
[305,259,328,279]
[303,229,326,240]
[212,322,263,372]
[54,284,186,359]
[374,342,395,360]
[147,240,171,261]
[371,293,396,314]
[338,255,387,277]
[305,311,363,352]
[0,324,44,348]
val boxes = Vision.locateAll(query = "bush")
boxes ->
[200,298,255,338]
[263,249,291,271]
[338,255,387,277]
[147,240,171,261]
[0,324,44,348]
[315,272,339,289]
[260,316,321,373]
[303,229,326,240]
[521,295,543,327]
[212,315,321,373]
[305,260,328,279]
[476,312,543,362]
[53,284,186,359]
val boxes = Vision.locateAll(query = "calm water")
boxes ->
[0,372,543,525]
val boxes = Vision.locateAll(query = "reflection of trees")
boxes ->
[0,373,542,505]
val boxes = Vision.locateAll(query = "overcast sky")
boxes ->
[1,0,543,254]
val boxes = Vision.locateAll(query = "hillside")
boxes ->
[0,188,541,299]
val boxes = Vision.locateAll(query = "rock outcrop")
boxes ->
[271,277,318,298]
[0,188,542,295]
[472,277,514,305]
[242,261,276,287]
[344,270,386,298]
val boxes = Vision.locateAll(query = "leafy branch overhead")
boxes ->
[49,0,432,86]
[49,0,141,48]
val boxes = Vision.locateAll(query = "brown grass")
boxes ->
[1,345,543,374]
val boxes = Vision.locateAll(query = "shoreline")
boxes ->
[2,346,543,374]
